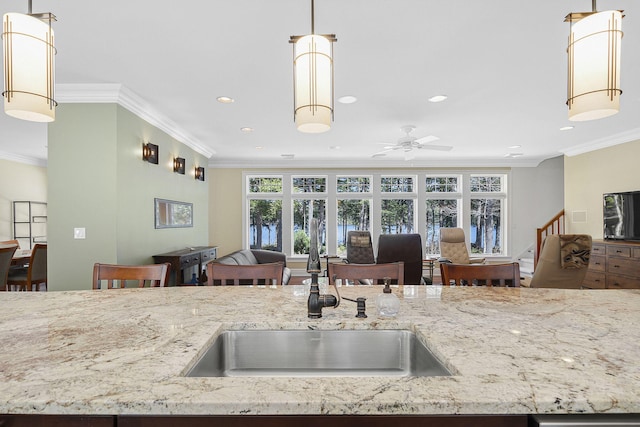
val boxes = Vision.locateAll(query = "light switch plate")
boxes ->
[74,227,86,239]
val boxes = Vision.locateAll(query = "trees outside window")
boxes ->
[248,177,283,251]
[425,176,460,255]
[337,199,370,256]
[244,171,508,258]
[469,175,505,255]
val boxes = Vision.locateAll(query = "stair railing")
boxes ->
[534,209,565,268]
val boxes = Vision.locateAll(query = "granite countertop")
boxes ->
[0,285,638,416]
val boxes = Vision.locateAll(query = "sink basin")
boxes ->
[185,329,451,377]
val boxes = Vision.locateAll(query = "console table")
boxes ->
[153,246,218,285]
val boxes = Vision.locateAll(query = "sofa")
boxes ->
[212,249,291,285]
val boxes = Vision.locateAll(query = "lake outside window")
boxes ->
[243,171,508,258]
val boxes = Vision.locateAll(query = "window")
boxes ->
[425,176,460,255]
[469,175,506,255]
[381,175,416,234]
[248,176,283,251]
[243,171,508,258]
[292,176,327,255]
[336,176,371,256]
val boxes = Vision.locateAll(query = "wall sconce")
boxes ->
[142,142,158,164]
[173,157,185,174]
[565,2,624,121]
[195,166,205,181]
[289,0,336,133]
[2,2,57,122]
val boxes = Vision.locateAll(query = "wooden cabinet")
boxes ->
[585,240,640,289]
[153,246,218,285]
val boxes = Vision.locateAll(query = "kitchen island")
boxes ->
[0,285,638,425]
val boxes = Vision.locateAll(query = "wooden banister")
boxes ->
[534,209,565,268]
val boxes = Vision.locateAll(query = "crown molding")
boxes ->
[56,83,215,158]
[561,127,640,157]
[0,150,47,167]
[207,157,546,169]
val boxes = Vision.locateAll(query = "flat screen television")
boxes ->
[603,191,640,241]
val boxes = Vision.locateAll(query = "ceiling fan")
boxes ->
[373,125,453,159]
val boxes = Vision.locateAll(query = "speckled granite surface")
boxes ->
[0,285,638,416]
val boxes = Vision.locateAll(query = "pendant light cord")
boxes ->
[311,0,315,34]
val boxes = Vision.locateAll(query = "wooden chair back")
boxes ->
[0,239,20,248]
[6,243,47,291]
[0,244,18,291]
[206,262,284,286]
[328,262,404,286]
[440,262,521,287]
[92,263,170,289]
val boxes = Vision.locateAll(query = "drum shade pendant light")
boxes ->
[289,0,336,133]
[565,1,623,121]
[2,0,57,122]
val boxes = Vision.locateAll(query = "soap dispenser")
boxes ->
[376,278,400,317]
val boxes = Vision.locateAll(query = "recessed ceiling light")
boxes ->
[508,145,521,149]
[329,145,341,150]
[560,126,575,131]
[216,96,234,104]
[255,146,263,150]
[338,95,357,104]
[428,95,448,103]
[241,127,254,133]
[504,153,524,158]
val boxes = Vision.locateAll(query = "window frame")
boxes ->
[243,170,510,261]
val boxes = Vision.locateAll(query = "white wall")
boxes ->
[0,159,47,245]
[565,139,640,238]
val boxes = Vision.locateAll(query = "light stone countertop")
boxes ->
[0,285,639,416]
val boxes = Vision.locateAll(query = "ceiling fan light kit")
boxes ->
[2,0,57,122]
[290,0,336,133]
[565,1,623,121]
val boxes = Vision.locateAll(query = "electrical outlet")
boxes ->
[73,227,86,239]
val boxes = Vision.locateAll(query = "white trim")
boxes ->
[561,127,640,157]
[0,150,47,167]
[56,83,215,159]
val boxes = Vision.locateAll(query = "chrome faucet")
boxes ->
[306,219,339,318]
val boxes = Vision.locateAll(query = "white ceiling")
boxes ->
[1,0,639,168]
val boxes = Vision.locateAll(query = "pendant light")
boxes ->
[565,1,623,121]
[2,0,57,122]
[290,0,336,133]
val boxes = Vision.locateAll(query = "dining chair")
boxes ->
[6,243,47,291]
[206,262,285,286]
[0,244,18,291]
[529,234,592,289]
[438,228,486,265]
[92,262,171,289]
[439,262,521,287]
[345,230,375,264]
[328,262,404,286]
[0,239,20,248]
[376,233,423,284]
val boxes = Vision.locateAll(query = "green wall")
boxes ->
[48,104,209,290]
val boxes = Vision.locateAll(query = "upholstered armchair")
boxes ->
[529,234,592,289]
[438,228,485,265]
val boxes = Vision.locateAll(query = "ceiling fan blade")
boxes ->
[373,148,393,156]
[414,135,440,144]
[417,144,453,151]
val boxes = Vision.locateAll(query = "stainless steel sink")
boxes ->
[185,329,451,377]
